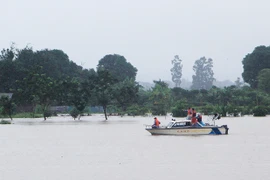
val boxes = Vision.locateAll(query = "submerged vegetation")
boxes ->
[0,44,270,121]
[0,120,11,124]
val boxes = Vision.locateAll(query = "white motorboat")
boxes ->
[145,114,229,135]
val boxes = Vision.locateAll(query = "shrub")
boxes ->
[12,113,43,118]
[70,108,80,120]
[44,110,52,119]
[171,101,188,117]
[126,105,149,116]
[253,105,267,116]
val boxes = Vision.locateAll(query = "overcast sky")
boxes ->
[1,0,269,82]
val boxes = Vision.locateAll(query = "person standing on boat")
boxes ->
[191,108,197,125]
[186,107,192,120]
[152,117,160,128]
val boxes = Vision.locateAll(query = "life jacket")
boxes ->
[191,116,197,124]
[155,118,160,126]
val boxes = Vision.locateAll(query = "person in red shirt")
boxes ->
[191,108,197,125]
[187,107,192,120]
[152,117,160,128]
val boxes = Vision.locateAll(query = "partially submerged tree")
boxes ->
[70,108,80,120]
[92,68,117,120]
[67,78,90,120]
[113,78,139,113]
[16,67,56,120]
[0,95,16,120]
[95,54,139,119]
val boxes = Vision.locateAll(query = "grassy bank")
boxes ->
[0,113,44,119]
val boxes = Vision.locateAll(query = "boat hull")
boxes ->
[146,125,229,135]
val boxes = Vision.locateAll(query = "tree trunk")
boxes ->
[8,113,13,121]
[31,104,36,118]
[43,104,48,121]
[103,105,108,120]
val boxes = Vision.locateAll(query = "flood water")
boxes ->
[0,114,270,180]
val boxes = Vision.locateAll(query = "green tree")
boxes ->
[92,68,117,120]
[206,86,232,116]
[0,45,15,61]
[34,49,84,80]
[253,105,268,116]
[66,78,89,120]
[70,108,80,120]
[171,100,188,117]
[112,78,139,113]
[0,46,21,93]
[0,95,16,120]
[171,87,193,106]
[191,57,215,90]
[242,45,270,88]
[150,80,172,116]
[170,55,183,87]
[257,68,270,93]
[12,47,88,106]
[130,87,152,115]
[16,67,56,120]
[97,54,138,82]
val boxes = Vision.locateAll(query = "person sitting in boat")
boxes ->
[196,113,202,122]
[186,107,192,120]
[152,117,160,128]
[196,113,205,126]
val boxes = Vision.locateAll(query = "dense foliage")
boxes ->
[257,68,270,93]
[1,44,270,120]
[242,45,270,88]
[253,105,268,117]
[97,54,138,81]
[0,95,16,120]
[150,80,172,115]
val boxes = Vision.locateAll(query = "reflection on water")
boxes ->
[0,115,269,180]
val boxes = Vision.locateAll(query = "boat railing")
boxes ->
[144,124,167,129]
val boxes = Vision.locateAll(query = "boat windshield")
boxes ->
[167,121,191,128]
[172,122,188,127]
[166,122,175,128]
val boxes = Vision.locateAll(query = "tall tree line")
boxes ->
[1,44,270,120]
[0,46,140,120]
[170,55,215,90]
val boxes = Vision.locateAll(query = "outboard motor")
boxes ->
[221,125,229,134]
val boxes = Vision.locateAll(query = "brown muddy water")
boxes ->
[0,114,269,180]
